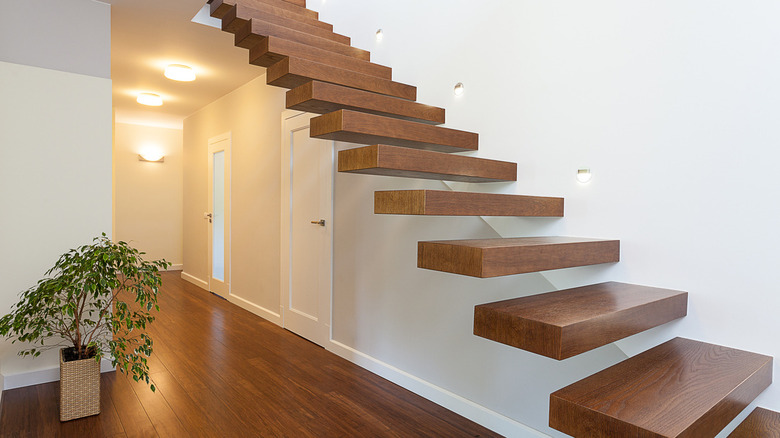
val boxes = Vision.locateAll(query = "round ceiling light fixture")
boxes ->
[136,93,163,106]
[164,64,196,82]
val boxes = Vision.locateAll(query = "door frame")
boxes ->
[207,131,231,298]
[280,110,335,346]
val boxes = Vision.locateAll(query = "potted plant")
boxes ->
[0,234,169,421]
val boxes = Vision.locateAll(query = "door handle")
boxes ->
[310,219,326,226]
[205,212,213,223]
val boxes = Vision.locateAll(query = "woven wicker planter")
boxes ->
[59,348,100,421]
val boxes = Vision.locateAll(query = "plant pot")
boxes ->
[59,348,100,421]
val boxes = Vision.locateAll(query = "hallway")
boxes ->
[0,272,499,437]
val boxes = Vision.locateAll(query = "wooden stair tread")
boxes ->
[311,110,477,153]
[729,408,780,437]
[550,337,773,438]
[239,0,317,19]
[338,145,517,183]
[230,16,366,61]
[268,57,416,100]
[288,81,444,124]
[251,40,391,80]
[375,190,563,217]
[211,0,331,31]
[417,236,619,278]
[473,282,688,360]
[223,3,350,46]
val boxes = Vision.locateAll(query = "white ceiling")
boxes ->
[107,0,264,128]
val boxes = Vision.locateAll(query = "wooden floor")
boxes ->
[0,272,499,437]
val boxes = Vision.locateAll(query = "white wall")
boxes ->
[0,0,111,389]
[182,74,285,320]
[308,0,780,436]
[0,61,112,382]
[114,122,183,268]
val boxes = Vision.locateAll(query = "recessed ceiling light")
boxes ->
[137,93,163,106]
[164,64,196,82]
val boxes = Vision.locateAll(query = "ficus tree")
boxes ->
[0,234,169,391]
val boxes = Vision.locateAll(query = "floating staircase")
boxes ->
[205,1,774,436]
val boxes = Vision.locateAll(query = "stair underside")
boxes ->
[311,110,477,153]
[550,337,773,438]
[211,0,329,30]
[728,408,780,437]
[268,57,416,101]
[474,282,688,360]
[288,81,444,124]
[375,190,563,217]
[223,3,349,45]
[417,237,620,278]
[338,145,517,182]
[250,39,391,80]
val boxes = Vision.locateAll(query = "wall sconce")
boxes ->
[138,152,165,163]
[577,168,592,183]
[454,82,465,96]
[375,29,384,41]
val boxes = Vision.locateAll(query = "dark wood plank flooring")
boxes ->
[0,272,499,437]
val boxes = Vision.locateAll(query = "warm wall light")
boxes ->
[137,93,163,106]
[375,29,384,41]
[138,153,165,163]
[454,82,465,96]
[577,168,592,183]
[164,64,196,82]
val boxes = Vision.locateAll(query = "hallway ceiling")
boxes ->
[107,0,264,128]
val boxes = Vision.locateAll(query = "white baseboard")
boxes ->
[166,264,183,271]
[3,359,114,390]
[227,294,282,326]
[181,271,208,290]
[326,340,550,438]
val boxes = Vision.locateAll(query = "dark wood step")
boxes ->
[268,58,415,100]
[338,145,517,182]
[288,81,444,124]
[230,17,366,61]
[311,110,477,153]
[729,408,780,437]
[375,190,562,217]
[212,0,320,20]
[222,3,350,46]
[211,0,331,31]
[251,40,391,80]
[282,0,305,7]
[474,282,688,360]
[550,337,773,437]
[417,237,619,278]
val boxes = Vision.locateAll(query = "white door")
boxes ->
[208,133,231,298]
[281,112,333,346]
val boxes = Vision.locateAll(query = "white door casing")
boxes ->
[280,111,334,346]
[207,132,231,298]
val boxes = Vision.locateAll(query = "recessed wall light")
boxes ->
[454,82,465,96]
[375,29,384,41]
[577,168,592,183]
[164,64,196,82]
[137,93,163,106]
